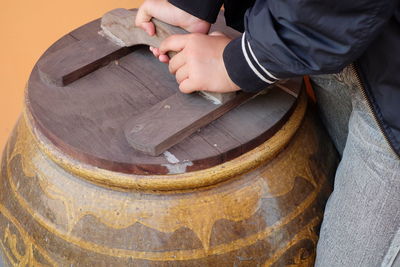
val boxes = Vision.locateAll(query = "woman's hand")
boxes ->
[156,32,240,94]
[136,0,211,36]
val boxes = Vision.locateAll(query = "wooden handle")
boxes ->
[101,8,187,58]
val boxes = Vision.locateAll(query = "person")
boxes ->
[135,0,400,266]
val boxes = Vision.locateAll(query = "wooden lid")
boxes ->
[26,11,301,175]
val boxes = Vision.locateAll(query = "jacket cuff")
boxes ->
[168,0,223,24]
[223,33,279,92]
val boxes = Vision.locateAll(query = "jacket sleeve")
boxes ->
[223,0,398,92]
[168,0,223,23]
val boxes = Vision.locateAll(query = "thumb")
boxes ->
[135,6,156,36]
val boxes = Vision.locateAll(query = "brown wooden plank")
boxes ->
[124,92,255,156]
[37,35,130,86]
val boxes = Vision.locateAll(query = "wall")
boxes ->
[0,0,144,151]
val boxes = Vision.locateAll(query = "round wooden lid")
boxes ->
[26,12,301,175]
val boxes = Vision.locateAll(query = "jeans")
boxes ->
[311,68,400,267]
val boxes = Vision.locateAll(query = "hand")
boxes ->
[156,32,240,94]
[136,0,211,36]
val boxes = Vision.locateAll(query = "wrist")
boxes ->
[223,34,279,92]
[179,13,211,34]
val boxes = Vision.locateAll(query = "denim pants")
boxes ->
[311,68,400,267]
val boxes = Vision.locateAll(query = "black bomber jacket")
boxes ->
[169,0,400,158]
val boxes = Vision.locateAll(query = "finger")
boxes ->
[168,52,186,74]
[135,6,155,36]
[159,54,170,63]
[179,78,198,94]
[142,22,156,36]
[175,65,189,84]
[159,35,188,55]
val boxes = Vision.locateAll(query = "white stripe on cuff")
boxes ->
[247,40,279,80]
[241,33,275,84]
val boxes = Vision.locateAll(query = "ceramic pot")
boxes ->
[0,91,338,266]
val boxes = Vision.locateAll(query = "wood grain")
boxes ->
[124,91,255,156]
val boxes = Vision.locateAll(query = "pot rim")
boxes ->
[23,91,307,191]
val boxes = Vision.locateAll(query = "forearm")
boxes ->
[168,0,223,23]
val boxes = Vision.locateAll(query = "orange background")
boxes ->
[0,0,144,152]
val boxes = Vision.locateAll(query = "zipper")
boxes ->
[349,63,400,160]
